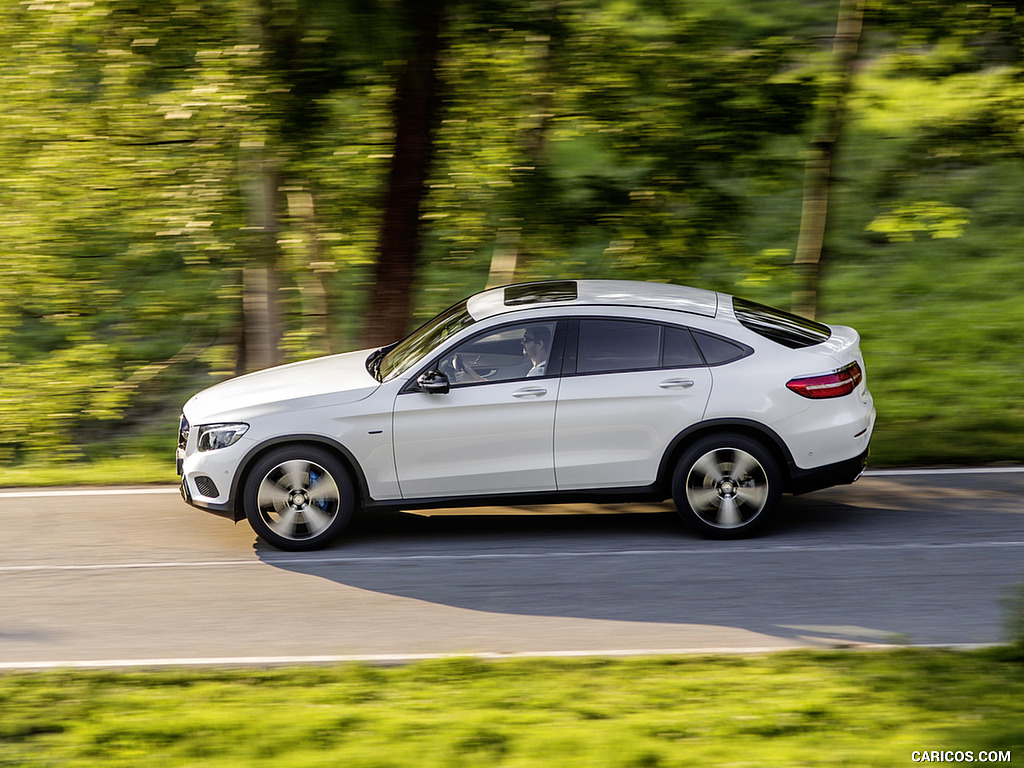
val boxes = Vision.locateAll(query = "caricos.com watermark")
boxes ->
[911,751,1012,764]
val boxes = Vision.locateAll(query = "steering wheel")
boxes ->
[439,354,460,379]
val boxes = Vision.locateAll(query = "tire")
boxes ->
[672,433,781,539]
[242,445,355,551]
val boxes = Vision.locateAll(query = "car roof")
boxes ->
[466,279,720,321]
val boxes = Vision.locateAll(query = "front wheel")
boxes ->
[672,434,781,539]
[242,445,355,551]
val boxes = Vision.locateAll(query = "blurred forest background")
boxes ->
[1,0,1023,479]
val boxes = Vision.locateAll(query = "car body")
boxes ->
[177,279,875,550]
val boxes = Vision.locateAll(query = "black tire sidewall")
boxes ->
[672,433,781,539]
[243,445,355,551]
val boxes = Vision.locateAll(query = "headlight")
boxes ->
[196,423,249,452]
[178,415,190,450]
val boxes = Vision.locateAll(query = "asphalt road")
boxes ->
[2,469,1023,669]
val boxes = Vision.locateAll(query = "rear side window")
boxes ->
[575,320,730,373]
[663,326,704,367]
[577,319,661,373]
[692,331,750,365]
[733,297,831,349]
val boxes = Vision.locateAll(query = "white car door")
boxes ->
[554,318,713,490]
[392,321,561,499]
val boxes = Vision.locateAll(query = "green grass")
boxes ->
[0,456,176,488]
[2,650,1022,767]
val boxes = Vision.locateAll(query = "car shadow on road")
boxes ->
[252,494,924,649]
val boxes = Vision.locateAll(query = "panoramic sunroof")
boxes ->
[504,281,578,307]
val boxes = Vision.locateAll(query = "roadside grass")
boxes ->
[0,455,176,488]
[2,649,1022,767]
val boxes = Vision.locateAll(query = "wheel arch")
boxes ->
[228,435,370,522]
[657,419,796,495]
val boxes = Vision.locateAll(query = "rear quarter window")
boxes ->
[692,331,751,365]
[733,297,831,349]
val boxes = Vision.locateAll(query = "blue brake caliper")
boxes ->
[308,469,329,511]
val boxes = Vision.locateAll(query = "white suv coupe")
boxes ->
[177,280,875,550]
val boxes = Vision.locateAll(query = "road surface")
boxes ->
[2,469,1023,669]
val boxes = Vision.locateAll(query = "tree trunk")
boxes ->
[485,227,522,289]
[361,0,445,348]
[239,149,283,373]
[485,4,560,289]
[792,0,863,320]
[286,186,332,357]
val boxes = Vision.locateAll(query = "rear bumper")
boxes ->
[788,447,869,496]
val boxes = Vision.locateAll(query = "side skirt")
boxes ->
[364,485,668,514]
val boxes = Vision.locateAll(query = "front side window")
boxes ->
[441,321,559,385]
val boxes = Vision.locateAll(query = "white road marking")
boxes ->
[0,468,1021,573]
[866,467,1024,476]
[0,644,997,671]
[0,465,1021,500]
[2,539,1023,574]
[0,488,180,499]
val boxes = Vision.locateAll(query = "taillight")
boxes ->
[787,362,863,399]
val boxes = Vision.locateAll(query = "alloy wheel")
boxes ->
[684,446,770,529]
[255,459,342,542]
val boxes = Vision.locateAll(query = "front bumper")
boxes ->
[178,474,239,520]
[177,416,247,522]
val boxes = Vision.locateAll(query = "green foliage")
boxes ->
[1003,581,1024,659]
[867,201,969,242]
[1,0,1023,468]
[1,651,1023,766]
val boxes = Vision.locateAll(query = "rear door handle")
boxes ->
[659,379,695,389]
[512,387,548,398]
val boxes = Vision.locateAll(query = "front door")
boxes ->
[392,320,562,499]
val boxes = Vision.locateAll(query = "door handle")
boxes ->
[659,379,695,389]
[512,387,548,398]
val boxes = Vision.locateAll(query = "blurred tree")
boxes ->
[362,0,447,348]
[0,0,249,459]
[0,0,391,456]
[869,0,1024,156]
[0,0,855,462]
[423,0,815,313]
[792,0,864,320]
[850,0,1024,262]
[240,0,403,365]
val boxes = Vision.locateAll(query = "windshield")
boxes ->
[375,300,476,381]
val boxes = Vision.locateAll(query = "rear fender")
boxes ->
[659,419,797,493]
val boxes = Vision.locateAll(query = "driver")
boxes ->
[521,325,550,377]
[454,324,551,382]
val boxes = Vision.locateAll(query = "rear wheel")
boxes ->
[672,434,781,538]
[243,445,355,551]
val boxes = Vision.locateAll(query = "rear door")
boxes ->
[553,318,712,490]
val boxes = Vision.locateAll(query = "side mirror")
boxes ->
[416,369,450,394]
